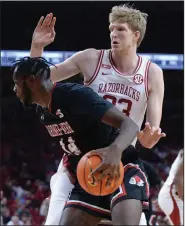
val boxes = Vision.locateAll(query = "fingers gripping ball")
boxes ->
[77,153,124,196]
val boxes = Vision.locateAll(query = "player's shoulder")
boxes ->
[148,61,164,83]
[82,48,101,59]
[148,62,163,76]
[71,48,100,62]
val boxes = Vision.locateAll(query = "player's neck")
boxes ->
[34,80,54,108]
[111,48,138,75]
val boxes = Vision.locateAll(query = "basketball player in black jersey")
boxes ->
[12,57,149,225]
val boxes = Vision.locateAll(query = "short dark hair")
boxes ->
[12,57,56,80]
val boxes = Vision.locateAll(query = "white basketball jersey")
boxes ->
[85,49,151,146]
[165,150,183,186]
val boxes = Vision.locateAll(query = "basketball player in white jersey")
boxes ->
[30,5,166,225]
[158,149,183,225]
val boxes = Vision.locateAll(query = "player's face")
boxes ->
[13,77,33,108]
[109,22,138,52]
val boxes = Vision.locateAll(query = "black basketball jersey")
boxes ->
[37,83,119,173]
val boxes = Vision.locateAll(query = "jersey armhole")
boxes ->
[84,50,104,86]
[144,61,151,99]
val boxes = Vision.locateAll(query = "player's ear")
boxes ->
[133,31,140,43]
[26,75,36,87]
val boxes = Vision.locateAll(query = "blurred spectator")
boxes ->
[1,216,3,225]
[7,216,24,225]
[40,198,50,217]
[20,212,32,225]
[2,207,11,224]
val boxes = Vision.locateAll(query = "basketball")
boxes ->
[77,152,124,196]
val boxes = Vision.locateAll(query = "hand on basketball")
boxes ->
[86,146,122,187]
[32,13,56,48]
[137,122,166,149]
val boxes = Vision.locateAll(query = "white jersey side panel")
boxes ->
[165,150,183,186]
[85,49,151,146]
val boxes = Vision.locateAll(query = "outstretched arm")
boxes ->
[30,13,98,83]
[30,13,81,81]
[30,13,56,58]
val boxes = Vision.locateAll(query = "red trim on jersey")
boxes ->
[84,50,104,86]
[144,61,151,99]
[62,154,76,179]
[169,183,181,225]
[134,56,142,74]
[109,50,142,76]
[66,201,111,215]
[111,163,150,209]
[48,82,57,112]
[111,181,127,204]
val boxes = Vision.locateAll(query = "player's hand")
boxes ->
[137,122,166,149]
[86,146,122,187]
[32,13,56,48]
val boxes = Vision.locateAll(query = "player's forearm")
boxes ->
[146,115,161,128]
[30,43,44,57]
[146,103,162,128]
[30,44,72,82]
[111,118,139,153]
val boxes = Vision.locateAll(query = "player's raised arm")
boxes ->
[30,13,56,57]
[30,13,80,81]
[30,13,98,83]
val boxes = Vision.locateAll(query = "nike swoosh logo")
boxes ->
[102,72,111,75]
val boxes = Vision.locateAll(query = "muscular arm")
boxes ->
[146,63,164,127]
[174,150,184,200]
[70,87,139,153]
[30,44,99,83]
[102,106,139,153]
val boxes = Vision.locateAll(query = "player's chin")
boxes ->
[111,45,122,53]
[111,44,120,50]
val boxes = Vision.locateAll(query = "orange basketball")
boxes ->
[77,152,124,196]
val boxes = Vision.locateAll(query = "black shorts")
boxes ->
[65,159,150,220]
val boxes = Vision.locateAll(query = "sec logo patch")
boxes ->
[133,74,144,84]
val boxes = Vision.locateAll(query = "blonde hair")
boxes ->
[109,4,148,47]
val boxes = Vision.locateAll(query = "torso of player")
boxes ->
[36,83,118,159]
[84,49,151,145]
[165,150,183,186]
